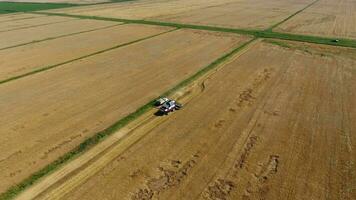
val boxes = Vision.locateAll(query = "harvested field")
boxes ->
[0,24,171,81]
[46,0,314,30]
[46,0,239,19]
[0,29,249,194]
[154,0,315,30]
[0,0,109,4]
[275,0,356,39]
[41,41,356,200]
[0,18,118,49]
[0,15,75,32]
[0,13,43,23]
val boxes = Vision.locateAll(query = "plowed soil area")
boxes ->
[0,24,174,81]
[0,29,249,194]
[0,15,74,32]
[47,0,314,30]
[0,18,117,49]
[275,0,356,39]
[49,41,355,200]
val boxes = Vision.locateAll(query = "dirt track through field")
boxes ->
[0,29,249,194]
[0,18,118,49]
[0,24,172,82]
[40,41,356,200]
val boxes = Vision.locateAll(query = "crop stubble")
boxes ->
[0,29,249,194]
[275,0,356,39]
[0,18,118,49]
[52,41,356,200]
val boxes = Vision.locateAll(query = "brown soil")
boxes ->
[37,41,355,200]
[0,24,172,81]
[0,29,249,194]
[275,0,356,39]
[0,18,118,49]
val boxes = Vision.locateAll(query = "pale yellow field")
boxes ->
[0,29,249,194]
[0,15,75,32]
[38,41,356,200]
[0,18,117,49]
[0,13,43,23]
[0,0,109,4]
[0,24,181,81]
[154,0,314,30]
[46,0,314,30]
[275,0,356,39]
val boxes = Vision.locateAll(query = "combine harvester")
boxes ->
[155,97,183,115]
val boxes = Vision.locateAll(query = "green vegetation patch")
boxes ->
[0,2,77,14]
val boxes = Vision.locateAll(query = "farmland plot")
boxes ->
[49,41,356,200]
[0,24,172,81]
[0,18,118,49]
[46,0,314,30]
[0,0,109,4]
[46,0,240,19]
[0,29,249,194]
[275,0,356,39]
[0,15,75,32]
[0,13,43,23]
[154,0,315,30]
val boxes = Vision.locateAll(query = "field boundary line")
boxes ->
[0,23,124,51]
[0,37,256,200]
[267,0,320,31]
[0,27,177,85]
[30,11,356,48]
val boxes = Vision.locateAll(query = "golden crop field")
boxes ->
[0,0,355,200]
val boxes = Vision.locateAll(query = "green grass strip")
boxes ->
[0,2,78,14]
[0,28,177,85]
[33,11,356,49]
[0,37,256,200]
[267,0,320,31]
[0,23,124,51]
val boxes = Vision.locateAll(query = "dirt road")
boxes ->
[35,40,355,200]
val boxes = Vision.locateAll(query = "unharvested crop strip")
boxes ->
[267,0,320,31]
[0,27,177,85]
[0,37,256,200]
[0,23,124,51]
[31,11,356,49]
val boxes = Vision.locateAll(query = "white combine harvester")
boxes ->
[155,97,182,115]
